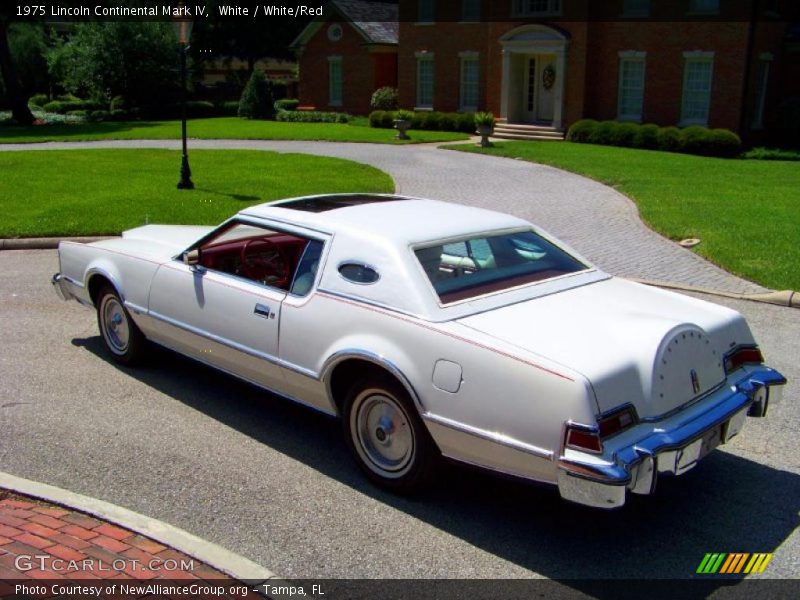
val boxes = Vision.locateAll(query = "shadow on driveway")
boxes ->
[73,336,800,594]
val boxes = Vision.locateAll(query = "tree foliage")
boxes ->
[47,22,178,108]
[238,69,274,119]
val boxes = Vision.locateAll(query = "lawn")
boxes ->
[0,117,468,144]
[0,149,393,237]
[453,142,800,291]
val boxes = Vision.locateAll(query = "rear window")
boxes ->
[415,230,587,304]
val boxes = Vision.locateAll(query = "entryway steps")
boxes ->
[492,120,565,141]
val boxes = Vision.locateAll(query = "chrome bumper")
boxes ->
[557,366,786,509]
[52,273,73,301]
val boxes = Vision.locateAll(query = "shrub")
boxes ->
[186,101,215,118]
[566,119,597,143]
[395,109,414,121]
[216,100,240,116]
[110,109,128,120]
[110,95,126,111]
[369,110,386,128]
[66,110,87,117]
[238,70,275,119]
[28,93,48,107]
[275,110,350,123]
[633,123,660,149]
[742,147,800,161]
[456,112,475,133]
[678,126,741,157]
[474,112,495,128]
[56,93,81,102]
[274,98,299,112]
[88,110,110,122]
[439,112,457,131]
[421,111,442,130]
[587,120,618,145]
[608,121,638,147]
[657,126,681,152]
[42,99,101,114]
[370,86,399,111]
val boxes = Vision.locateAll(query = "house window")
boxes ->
[416,53,434,109]
[681,52,714,125]
[688,0,719,14]
[622,0,650,17]
[618,53,646,121]
[462,0,481,21]
[418,0,435,22]
[752,56,772,129]
[512,0,561,16]
[460,53,479,111]
[328,57,342,107]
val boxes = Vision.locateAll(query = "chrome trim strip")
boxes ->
[316,288,427,320]
[320,349,425,412]
[124,300,148,315]
[147,338,337,418]
[638,379,727,423]
[146,309,318,379]
[424,412,554,460]
[62,274,84,288]
[85,267,125,302]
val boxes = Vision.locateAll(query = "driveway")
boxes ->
[0,139,767,294]
[1,141,797,587]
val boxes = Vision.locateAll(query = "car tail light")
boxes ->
[724,346,764,374]
[565,406,638,454]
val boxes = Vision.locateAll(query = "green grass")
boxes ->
[0,116,468,144]
[0,149,393,237]
[453,141,800,291]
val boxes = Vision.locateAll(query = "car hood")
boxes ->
[455,277,754,418]
[121,224,214,251]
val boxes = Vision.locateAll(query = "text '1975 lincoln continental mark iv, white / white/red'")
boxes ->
[52,194,786,508]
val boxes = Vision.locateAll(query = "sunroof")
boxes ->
[278,195,403,213]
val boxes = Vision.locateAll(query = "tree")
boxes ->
[47,22,177,109]
[0,11,34,124]
[238,70,274,119]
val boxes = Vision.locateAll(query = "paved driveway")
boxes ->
[0,139,767,294]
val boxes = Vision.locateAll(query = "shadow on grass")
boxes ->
[193,187,260,202]
[0,120,169,141]
[73,335,800,594]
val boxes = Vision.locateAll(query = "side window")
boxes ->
[290,240,324,296]
[196,222,316,292]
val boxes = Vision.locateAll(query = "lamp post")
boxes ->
[173,6,194,190]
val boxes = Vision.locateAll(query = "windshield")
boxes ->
[415,230,588,304]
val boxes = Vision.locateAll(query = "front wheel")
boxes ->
[96,284,146,366]
[342,376,438,493]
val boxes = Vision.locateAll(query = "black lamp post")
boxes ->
[173,7,194,190]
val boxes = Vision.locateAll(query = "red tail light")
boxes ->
[565,406,638,454]
[724,346,764,374]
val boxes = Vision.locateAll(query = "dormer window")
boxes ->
[512,0,561,17]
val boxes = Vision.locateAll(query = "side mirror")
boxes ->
[183,249,200,266]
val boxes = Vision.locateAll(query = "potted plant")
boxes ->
[474,112,495,147]
[394,110,413,140]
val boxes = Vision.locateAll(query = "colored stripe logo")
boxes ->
[696,553,773,574]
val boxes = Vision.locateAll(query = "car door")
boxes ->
[146,220,300,390]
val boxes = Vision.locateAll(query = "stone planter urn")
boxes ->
[477,125,494,147]
[394,119,411,140]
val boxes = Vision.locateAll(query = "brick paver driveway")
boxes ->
[0,139,767,294]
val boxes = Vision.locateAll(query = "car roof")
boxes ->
[239,194,529,244]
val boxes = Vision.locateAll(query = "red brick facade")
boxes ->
[296,1,798,139]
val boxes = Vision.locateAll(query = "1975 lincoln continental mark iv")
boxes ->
[52,194,786,508]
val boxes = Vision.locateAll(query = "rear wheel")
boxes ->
[96,284,146,366]
[342,375,437,493]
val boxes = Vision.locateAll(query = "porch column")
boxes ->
[553,48,566,130]
[500,49,510,120]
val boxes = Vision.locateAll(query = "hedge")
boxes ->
[275,109,350,123]
[566,119,742,158]
[369,110,476,133]
[43,99,104,114]
[274,98,299,112]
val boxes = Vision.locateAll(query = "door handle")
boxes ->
[254,303,273,319]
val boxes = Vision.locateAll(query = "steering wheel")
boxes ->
[239,238,290,287]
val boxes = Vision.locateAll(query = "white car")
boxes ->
[52,194,786,508]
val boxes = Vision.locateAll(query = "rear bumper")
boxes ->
[557,366,786,509]
[52,273,73,301]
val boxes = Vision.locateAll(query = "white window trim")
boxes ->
[328,56,342,107]
[617,51,646,122]
[459,51,480,112]
[415,52,435,111]
[680,52,715,126]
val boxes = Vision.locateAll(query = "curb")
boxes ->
[631,278,800,309]
[0,471,275,585]
[0,236,113,250]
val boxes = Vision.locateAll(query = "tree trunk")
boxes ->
[0,21,34,125]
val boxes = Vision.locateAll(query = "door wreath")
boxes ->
[542,65,556,90]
